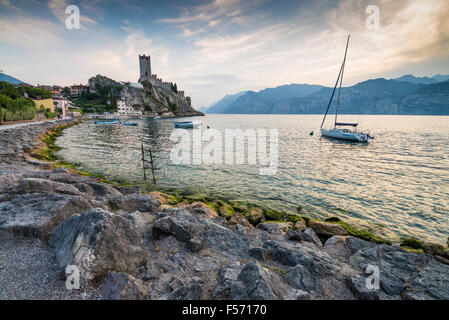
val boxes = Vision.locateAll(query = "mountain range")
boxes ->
[202,74,449,115]
[0,73,23,85]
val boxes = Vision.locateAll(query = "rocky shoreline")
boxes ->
[0,121,448,300]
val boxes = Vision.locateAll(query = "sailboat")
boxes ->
[320,35,373,143]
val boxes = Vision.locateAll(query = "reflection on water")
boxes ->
[56,115,449,244]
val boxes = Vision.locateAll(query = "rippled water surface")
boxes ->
[57,115,449,244]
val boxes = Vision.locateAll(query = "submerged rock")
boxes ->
[49,208,148,280]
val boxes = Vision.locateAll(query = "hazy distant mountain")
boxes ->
[210,77,449,115]
[222,84,325,114]
[393,74,437,85]
[432,74,449,82]
[392,74,449,85]
[204,91,248,113]
[0,72,23,84]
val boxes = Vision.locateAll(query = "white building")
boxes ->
[53,96,69,117]
[117,99,142,116]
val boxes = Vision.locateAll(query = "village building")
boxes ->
[70,84,90,96]
[117,99,142,116]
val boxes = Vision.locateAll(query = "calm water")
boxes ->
[56,115,449,244]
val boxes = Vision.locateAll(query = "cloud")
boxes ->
[48,0,97,30]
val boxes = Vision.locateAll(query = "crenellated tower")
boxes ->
[138,54,151,83]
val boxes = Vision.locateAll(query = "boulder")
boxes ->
[228,212,252,228]
[0,173,22,193]
[308,220,348,237]
[101,272,148,300]
[49,208,148,280]
[262,240,337,276]
[152,213,205,252]
[323,236,351,260]
[246,207,264,225]
[285,229,303,242]
[294,219,307,232]
[211,262,242,299]
[229,261,280,300]
[301,227,323,247]
[15,177,81,196]
[203,222,250,257]
[124,211,156,235]
[0,193,92,239]
[182,202,218,218]
[110,193,160,213]
[257,222,293,235]
[348,274,380,300]
[86,182,122,198]
[284,264,323,294]
[218,203,234,219]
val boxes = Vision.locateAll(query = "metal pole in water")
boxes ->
[149,146,156,184]
[141,143,147,181]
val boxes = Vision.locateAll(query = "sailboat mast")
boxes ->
[320,34,351,129]
[334,35,350,128]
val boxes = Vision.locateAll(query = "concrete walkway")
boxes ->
[0,119,58,131]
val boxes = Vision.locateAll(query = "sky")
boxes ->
[0,0,448,107]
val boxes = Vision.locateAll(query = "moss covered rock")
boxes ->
[246,207,264,225]
[293,218,307,232]
[218,203,235,219]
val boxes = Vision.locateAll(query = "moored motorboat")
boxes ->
[174,121,201,129]
[95,120,119,125]
[121,121,138,126]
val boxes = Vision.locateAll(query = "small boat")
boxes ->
[121,121,138,126]
[95,120,119,125]
[320,35,373,143]
[174,121,201,129]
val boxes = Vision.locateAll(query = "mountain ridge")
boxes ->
[205,74,449,115]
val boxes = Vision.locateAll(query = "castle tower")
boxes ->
[138,54,151,83]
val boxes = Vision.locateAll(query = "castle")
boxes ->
[138,54,185,98]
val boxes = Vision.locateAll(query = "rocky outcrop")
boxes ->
[49,208,148,280]
[88,74,203,117]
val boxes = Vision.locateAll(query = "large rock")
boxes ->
[246,207,264,225]
[308,220,348,237]
[211,262,242,299]
[152,211,206,252]
[48,208,148,280]
[284,264,324,294]
[301,227,323,247]
[256,222,293,235]
[182,202,218,218]
[110,193,160,213]
[101,272,148,300]
[262,240,337,276]
[0,193,92,239]
[124,211,156,235]
[229,261,281,300]
[86,182,122,198]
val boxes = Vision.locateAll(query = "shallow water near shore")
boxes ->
[56,114,449,245]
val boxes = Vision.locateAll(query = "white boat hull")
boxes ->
[321,128,369,142]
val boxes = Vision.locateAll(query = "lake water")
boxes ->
[56,115,449,245]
